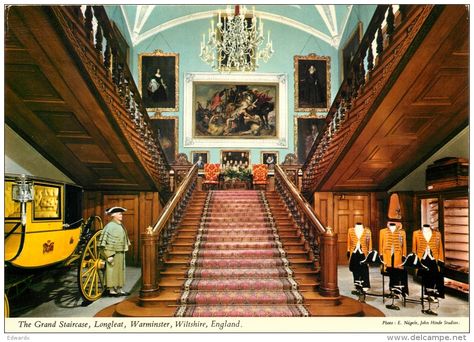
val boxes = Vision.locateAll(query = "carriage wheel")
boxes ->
[78,229,105,302]
[5,294,9,317]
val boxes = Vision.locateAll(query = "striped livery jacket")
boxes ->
[379,227,407,270]
[347,227,372,256]
[412,229,444,261]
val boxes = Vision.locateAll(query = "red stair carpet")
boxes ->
[175,190,310,317]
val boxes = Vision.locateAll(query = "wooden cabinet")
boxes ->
[415,189,469,295]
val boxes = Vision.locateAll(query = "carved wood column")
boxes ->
[139,231,159,300]
[319,228,340,297]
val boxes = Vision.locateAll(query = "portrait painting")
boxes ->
[295,117,326,164]
[221,150,250,169]
[191,151,209,170]
[341,22,363,82]
[138,50,178,112]
[294,54,331,112]
[261,151,278,170]
[193,82,277,138]
[150,117,178,163]
[183,73,288,149]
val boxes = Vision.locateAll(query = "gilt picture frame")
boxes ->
[341,22,363,82]
[138,50,179,113]
[294,54,331,113]
[261,151,278,170]
[184,72,288,148]
[294,116,326,164]
[150,117,178,163]
[191,151,209,170]
[220,150,250,168]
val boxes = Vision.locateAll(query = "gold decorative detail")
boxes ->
[146,226,154,235]
[43,240,54,254]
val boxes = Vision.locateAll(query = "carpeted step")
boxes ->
[175,304,309,317]
[182,278,299,291]
[179,290,304,305]
[172,190,314,317]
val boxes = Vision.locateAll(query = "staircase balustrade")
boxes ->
[301,5,436,195]
[274,165,339,297]
[140,164,198,298]
[50,6,171,199]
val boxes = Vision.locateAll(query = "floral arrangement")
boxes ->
[222,166,252,182]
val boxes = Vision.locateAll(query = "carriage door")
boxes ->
[334,194,370,265]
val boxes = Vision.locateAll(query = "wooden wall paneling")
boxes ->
[83,191,162,267]
[370,192,389,251]
[333,194,370,265]
[313,192,334,228]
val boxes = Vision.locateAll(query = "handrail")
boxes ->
[139,164,198,298]
[275,164,339,297]
[275,165,325,234]
[152,164,198,236]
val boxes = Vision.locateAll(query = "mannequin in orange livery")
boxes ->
[412,224,445,298]
[379,222,408,296]
[347,223,372,292]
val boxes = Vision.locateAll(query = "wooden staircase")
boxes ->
[109,190,382,317]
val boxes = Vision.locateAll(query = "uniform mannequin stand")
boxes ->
[413,224,445,316]
[347,223,372,302]
[379,222,408,310]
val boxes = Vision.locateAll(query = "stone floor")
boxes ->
[338,266,469,317]
[8,265,469,318]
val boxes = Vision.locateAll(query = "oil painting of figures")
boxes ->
[193,83,277,138]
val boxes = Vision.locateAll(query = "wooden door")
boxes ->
[334,195,370,265]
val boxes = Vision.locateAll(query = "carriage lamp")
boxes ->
[12,174,34,226]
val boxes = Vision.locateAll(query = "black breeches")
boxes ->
[386,267,409,296]
[349,251,370,288]
[418,258,445,298]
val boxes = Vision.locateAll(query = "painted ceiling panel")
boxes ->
[112,4,353,47]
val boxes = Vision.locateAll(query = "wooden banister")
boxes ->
[139,164,198,298]
[50,6,172,199]
[274,165,339,297]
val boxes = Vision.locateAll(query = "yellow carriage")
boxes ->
[4,174,107,316]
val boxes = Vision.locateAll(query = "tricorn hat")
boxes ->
[105,207,127,215]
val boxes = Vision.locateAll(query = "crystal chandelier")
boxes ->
[200,5,274,72]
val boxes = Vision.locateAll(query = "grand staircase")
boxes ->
[108,189,382,317]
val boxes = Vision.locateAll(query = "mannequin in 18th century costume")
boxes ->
[412,224,445,299]
[347,223,372,293]
[99,207,131,296]
[379,222,409,296]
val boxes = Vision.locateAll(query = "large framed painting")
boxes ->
[294,54,331,112]
[191,151,209,170]
[138,50,179,113]
[295,116,326,164]
[221,150,250,168]
[150,117,178,163]
[184,72,288,148]
[341,22,363,82]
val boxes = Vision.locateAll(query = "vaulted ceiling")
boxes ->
[107,5,355,48]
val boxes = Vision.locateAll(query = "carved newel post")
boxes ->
[140,226,160,301]
[319,227,340,297]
